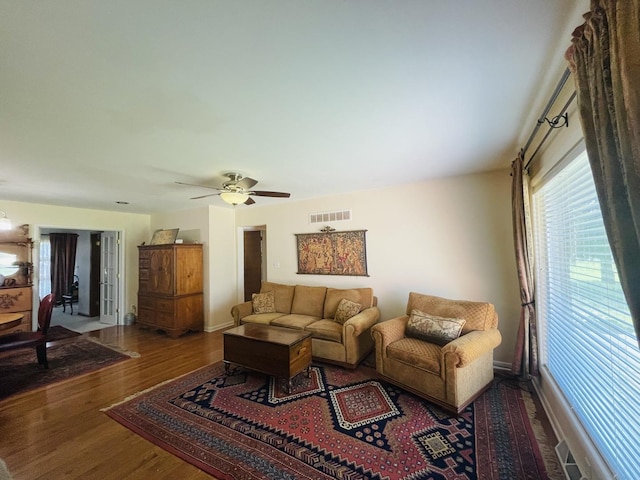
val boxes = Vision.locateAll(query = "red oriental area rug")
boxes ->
[104,363,560,480]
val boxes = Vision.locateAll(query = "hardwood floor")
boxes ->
[0,326,225,479]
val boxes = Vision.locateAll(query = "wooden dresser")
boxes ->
[0,286,32,333]
[137,244,204,338]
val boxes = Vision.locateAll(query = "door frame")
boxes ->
[236,225,266,304]
[33,225,125,327]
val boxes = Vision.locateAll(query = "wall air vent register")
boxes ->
[309,210,351,224]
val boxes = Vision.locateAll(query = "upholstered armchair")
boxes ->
[371,292,502,414]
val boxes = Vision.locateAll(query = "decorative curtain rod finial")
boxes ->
[538,112,569,129]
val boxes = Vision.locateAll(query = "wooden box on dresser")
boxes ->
[137,244,204,338]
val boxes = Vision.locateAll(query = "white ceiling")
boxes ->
[0,1,587,214]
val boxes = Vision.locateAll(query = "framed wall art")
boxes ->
[296,230,368,276]
[150,228,179,245]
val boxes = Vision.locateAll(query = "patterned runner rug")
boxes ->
[105,363,560,480]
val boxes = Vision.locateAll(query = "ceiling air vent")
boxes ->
[309,209,351,224]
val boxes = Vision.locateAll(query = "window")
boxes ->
[39,236,51,300]
[534,149,640,479]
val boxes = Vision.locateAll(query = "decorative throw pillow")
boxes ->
[405,309,466,346]
[252,292,276,314]
[334,298,362,324]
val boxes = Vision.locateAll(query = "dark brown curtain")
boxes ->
[50,233,78,305]
[566,0,640,346]
[510,151,538,377]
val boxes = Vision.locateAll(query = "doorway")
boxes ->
[241,227,266,302]
[38,227,121,331]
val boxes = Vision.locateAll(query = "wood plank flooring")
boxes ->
[0,326,225,479]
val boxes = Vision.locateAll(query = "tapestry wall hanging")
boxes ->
[296,230,368,276]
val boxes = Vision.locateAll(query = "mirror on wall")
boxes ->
[0,224,33,287]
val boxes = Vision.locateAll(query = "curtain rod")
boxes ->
[522,67,574,170]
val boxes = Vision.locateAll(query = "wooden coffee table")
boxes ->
[223,324,312,393]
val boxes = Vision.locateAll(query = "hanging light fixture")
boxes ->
[220,192,249,205]
[0,211,11,231]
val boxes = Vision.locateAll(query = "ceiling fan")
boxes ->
[176,172,291,205]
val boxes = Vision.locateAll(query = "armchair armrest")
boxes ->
[344,306,380,337]
[230,300,253,327]
[370,315,409,350]
[441,329,502,368]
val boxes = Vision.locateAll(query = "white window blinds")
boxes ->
[534,150,640,480]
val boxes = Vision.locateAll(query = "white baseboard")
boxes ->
[204,321,234,333]
[493,360,511,371]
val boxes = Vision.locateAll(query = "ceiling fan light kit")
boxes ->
[176,172,291,206]
[220,191,250,205]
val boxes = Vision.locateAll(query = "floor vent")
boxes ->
[556,440,588,480]
[309,210,351,224]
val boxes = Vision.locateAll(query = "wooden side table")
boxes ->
[0,313,24,332]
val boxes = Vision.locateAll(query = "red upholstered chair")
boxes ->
[0,293,56,368]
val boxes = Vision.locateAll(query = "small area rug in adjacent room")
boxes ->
[104,362,560,480]
[0,337,138,401]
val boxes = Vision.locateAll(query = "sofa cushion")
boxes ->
[261,282,295,314]
[387,337,441,375]
[324,288,374,318]
[334,298,362,324]
[271,314,321,330]
[291,285,327,317]
[252,292,275,314]
[405,309,465,346]
[241,312,285,325]
[305,319,342,343]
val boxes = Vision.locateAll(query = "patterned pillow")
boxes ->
[252,292,276,314]
[334,298,362,324]
[405,309,466,346]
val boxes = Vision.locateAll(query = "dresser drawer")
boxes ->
[138,294,175,312]
[0,287,32,313]
[139,268,149,281]
[138,307,175,328]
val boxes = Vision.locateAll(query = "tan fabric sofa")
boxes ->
[230,281,380,368]
[371,292,502,414]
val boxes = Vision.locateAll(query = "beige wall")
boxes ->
[2,170,520,365]
[0,199,150,323]
[236,169,520,365]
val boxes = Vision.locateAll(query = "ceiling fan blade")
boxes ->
[243,197,256,205]
[190,193,221,200]
[249,190,291,198]
[175,181,220,191]
[237,177,258,190]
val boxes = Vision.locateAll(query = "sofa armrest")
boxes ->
[343,306,380,337]
[441,329,502,368]
[230,300,253,327]
[370,315,408,350]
